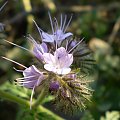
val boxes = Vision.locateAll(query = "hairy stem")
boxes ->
[33,88,46,107]
[0,89,64,120]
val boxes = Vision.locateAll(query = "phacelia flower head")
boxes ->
[3,13,95,112]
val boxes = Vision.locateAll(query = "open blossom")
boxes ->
[22,65,45,88]
[34,13,73,43]
[43,47,73,75]
[15,65,46,107]
[21,65,45,108]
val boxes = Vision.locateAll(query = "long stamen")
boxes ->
[15,79,29,82]
[0,1,8,11]
[67,39,73,50]
[36,76,42,86]
[2,56,27,69]
[16,75,38,80]
[60,14,63,30]
[66,39,68,50]
[48,12,54,34]
[62,15,67,31]
[32,20,43,40]
[26,34,37,45]
[27,35,42,52]
[30,86,35,109]
[13,67,23,72]
[68,38,84,53]
[55,41,58,50]
[15,84,24,86]
[4,40,31,53]
[15,81,35,84]
[15,79,33,82]
[64,14,73,33]
[27,35,48,55]
[15,79,26,82]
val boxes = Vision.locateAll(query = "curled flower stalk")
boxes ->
[3,13,95,113]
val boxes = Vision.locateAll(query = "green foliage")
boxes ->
[81,12,108,38]
[0,82,30,98]
[16,108,57,120]
[81,111,94,120]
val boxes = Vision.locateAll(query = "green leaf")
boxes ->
[0,82,30,98]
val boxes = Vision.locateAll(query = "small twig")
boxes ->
[32,88,46,107]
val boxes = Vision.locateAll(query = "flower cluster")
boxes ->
[4,13,94,112]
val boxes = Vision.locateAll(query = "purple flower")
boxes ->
[26,34,48,61]
[49,81,60,91]
[16,65,45,109]
[43,47,73,75]
[33,42,48,61]
[22,65,45,88]
[33,13,73,43]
